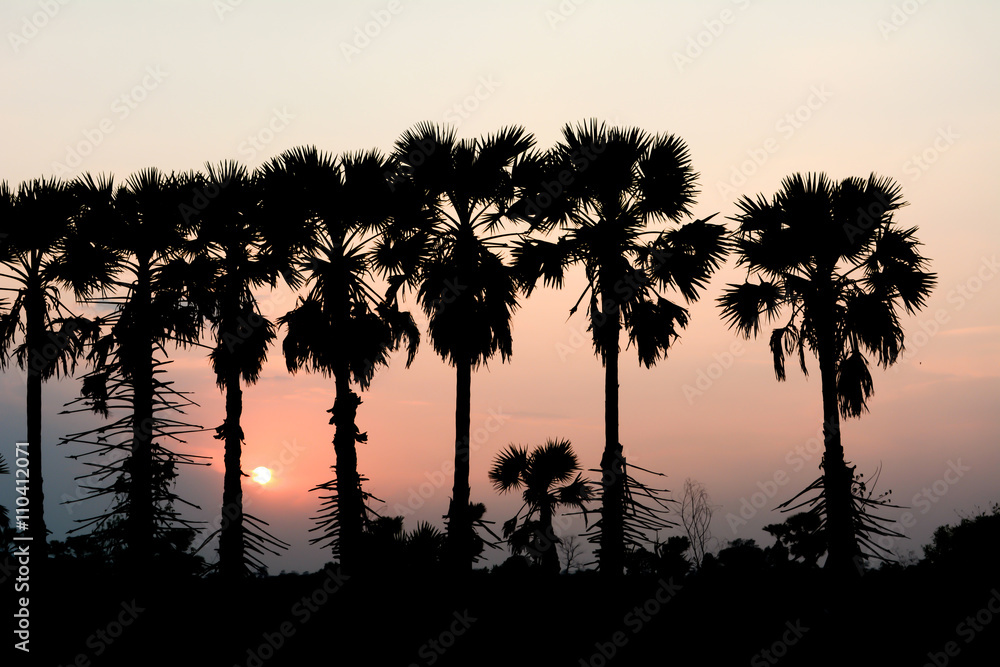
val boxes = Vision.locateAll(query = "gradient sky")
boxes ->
[1,0,998,573]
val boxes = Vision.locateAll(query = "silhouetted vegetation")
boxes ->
[3,121,982,666]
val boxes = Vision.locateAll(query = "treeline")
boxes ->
[0,119,936,585]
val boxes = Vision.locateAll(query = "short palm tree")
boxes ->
[0,178,115,557]
[718,172,935,576]
[265,146,419,575]
[512,120,727,575]
[489,438,592,574]
[381,122,535,572]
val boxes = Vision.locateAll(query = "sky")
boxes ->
[1,0,998,574]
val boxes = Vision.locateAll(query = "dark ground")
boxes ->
[4,551,998,667]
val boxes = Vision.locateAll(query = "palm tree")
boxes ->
[512,120,727,575]
[0,178,115,558]
[488,438,592,574]
[66,169,207,572]
[265,146,419,575]
[381,122,535,572]
[718,172,935,576]
[189,161,299,580]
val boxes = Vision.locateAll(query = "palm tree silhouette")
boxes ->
[383,122,535,572]
[67,169,207,572]
[512,120,727,575]
[489,438,592,574]
[188,161,296,580]
[0,177,114,557]
[718,172,935,576]
[266,146,419,574]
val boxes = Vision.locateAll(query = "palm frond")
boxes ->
[718,280,783,337]
[837,348,874,418]
[488,444,529,493]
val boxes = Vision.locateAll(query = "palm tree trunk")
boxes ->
[332,368,363,575]
[24,266,48,559]
[218,258,246,581]
[539,503,560,575]
[447,356,473,572]
[599,290,625,576]
[816,305,858,579]
[218,366,245,581]
[129,259,155,573]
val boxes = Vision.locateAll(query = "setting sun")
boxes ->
[251,467,272,485]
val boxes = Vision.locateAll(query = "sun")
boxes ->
[251,466,272,485]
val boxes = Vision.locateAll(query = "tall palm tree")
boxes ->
[265,146,419,575]
[489,438,592,574]
[0,178,115,558]
[67,169,206,572]
[382,122,535,572]
[718,172,935,576]
[512,120,727,575]
[189,161,300,580]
